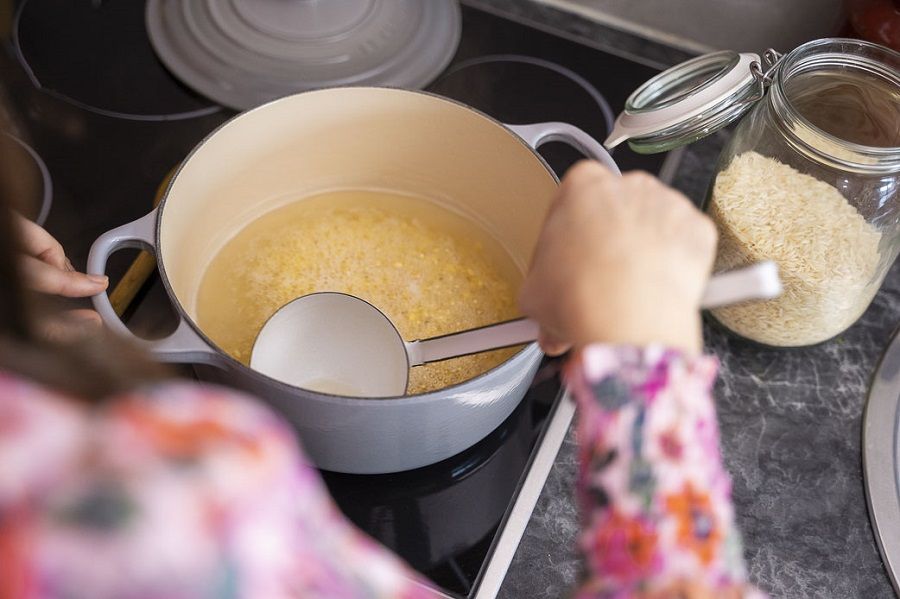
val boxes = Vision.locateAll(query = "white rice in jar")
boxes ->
[708,151,882,346]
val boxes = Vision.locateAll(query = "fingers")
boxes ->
[524,164,714,354]
[560,160,618,203]
[548,160,617,217]
[37,309,103,344]
[15,213,69,270]
[563,160,616,188]
[518,284,570,355]
[20,254,109,297]
[12,214,107,299]
[694,208,718,245]
[538,329,571,357]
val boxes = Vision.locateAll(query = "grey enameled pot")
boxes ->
[88,88,618,474]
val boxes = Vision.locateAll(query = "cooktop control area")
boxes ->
[4,2,672,597]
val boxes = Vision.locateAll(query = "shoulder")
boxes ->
[0,373,305,497]
[0,371,88,504]
[104,380,303,471]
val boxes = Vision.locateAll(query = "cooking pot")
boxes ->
[88,87,617,474]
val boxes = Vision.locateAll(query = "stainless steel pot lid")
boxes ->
[145,0,462,111]
[863,326,900,596]
[605,50,776,154]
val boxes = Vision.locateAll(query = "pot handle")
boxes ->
[506,122,621,175]
[87,209,223,367]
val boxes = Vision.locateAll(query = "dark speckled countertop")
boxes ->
[463,2,900,597]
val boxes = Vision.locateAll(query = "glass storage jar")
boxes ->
[606,38,900,347]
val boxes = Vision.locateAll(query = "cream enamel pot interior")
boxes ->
[88,87,618,474]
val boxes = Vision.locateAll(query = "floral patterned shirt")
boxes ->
[0,345,763,598]
[567,345,765,599]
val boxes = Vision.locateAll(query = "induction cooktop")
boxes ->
[3,1,681,596]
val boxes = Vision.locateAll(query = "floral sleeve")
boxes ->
[0,373,439,599]
[565,345,766,599]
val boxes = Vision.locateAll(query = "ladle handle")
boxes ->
[406,318,540,366]
[406,261,782,366]
[701,261,782,309]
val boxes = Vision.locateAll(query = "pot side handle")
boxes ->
[87,209,223,367]
[506,122,621,175]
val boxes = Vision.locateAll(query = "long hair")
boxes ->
[0,182,29,341]
[0,97,168,400]
[0,93,35,341]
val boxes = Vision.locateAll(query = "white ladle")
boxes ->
[250,261,781,397]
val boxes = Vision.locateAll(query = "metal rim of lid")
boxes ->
[604,51,761,154]
[145,0,462,111]
[863,326,900,597]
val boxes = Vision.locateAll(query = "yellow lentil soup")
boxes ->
[196,190,523,395]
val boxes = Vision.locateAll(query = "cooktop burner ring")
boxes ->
[12,0,222,122]
[3,133,52,226]
[440,53,616,136]
[429,53,616,177]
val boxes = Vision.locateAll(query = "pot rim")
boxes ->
[154,86,560,405]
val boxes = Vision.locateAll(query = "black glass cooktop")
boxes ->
[3,2,669,597]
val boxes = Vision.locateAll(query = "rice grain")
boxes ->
[709,151,882,346]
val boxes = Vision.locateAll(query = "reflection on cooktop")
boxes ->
[1,133,52,225]
[13,0,219,120]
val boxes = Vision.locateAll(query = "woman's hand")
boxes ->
[15,213,108,339]
[519,161,717,355]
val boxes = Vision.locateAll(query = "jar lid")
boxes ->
[605,51,766,153]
